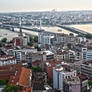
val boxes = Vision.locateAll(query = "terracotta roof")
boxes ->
[0,64,22,82]
[78,74,88,81]
[18,67,31,87]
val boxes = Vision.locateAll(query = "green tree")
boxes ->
[3,85,18,92]
[34,36,38,43]
[28,36,34,46]
[0,42,2,47]
[32,67,42,72]
[1,38,7,43]
[67,43,72,49]
[35,45,41,51]
[88,80,92,92]
[29,36,33,43]
[69,33,74,36]
[0,79,9,85]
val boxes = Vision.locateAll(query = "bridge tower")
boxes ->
[19,17,23,36]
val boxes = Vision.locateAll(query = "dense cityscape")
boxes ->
[0,10,92,92]
[0,0,92,91]
[1,10,92,26]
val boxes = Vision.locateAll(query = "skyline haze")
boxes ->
[0,0,92,12]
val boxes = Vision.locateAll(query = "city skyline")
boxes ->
[0,0,92,12]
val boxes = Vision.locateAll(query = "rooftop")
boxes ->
[64,77,80,85]
[18,67,32,87]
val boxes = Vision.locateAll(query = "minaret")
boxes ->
[40,19,42,30]
[19,17,23,36]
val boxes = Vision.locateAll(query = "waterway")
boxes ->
[0,24,92,41]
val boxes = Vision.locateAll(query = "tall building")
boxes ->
[53,65,76,91]
[53,66,63,91]
[38,32,52,46]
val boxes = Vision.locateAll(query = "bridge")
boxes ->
[0,23,91,36]
[57,24,89,35]
[0,24,61,35]
[0,24,44,33]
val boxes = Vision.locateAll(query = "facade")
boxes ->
[22,37,28,46]
[52,34,67,45]
[13,36,28,47]
[67,36,76,44]
[78,74,88,92]
[0,55,16,66]
[74,44,87,60]
[86,47,92,61]
[53,66,63,91]
[77,37,87,43]
[82,47,87,60]
[13,49,36,62]
[38,32,52,46]
[64,77,81,92]
[81,62,92,78]
[54,51,69,60]
[13,37,21,46]
[53,65,77,91]
[43,50,54,61]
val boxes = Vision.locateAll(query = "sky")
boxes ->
[0,0,92,12]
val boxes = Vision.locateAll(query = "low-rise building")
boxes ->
[63,77,81,92]
[86,47,92,61]
[0,64,32,91]
[54,51,69,60]
[0,55,16,66]
[81,61,92,78]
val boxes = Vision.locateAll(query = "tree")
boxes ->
[28,36,34,46]
[1,38,7,43]
[69,33,74,36]
[88,80,92,92]
[3,85,18,92]
[0,42,2,47]
[0,79,9,85]
[32,67,42,72]
[35,45,41,51]
[67,43,72,49]
[34,36,38,43]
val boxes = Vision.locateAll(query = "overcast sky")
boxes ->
[0,0,92,12]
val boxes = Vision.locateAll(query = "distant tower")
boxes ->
[40,19,42,30]
[19,17,23,36]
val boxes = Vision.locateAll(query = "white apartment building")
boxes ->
[53,65,76,91]
[38,32,52,46]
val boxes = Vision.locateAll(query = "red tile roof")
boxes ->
[18,67,31,87]
[78,74,88,81]
[0,64,22,80]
